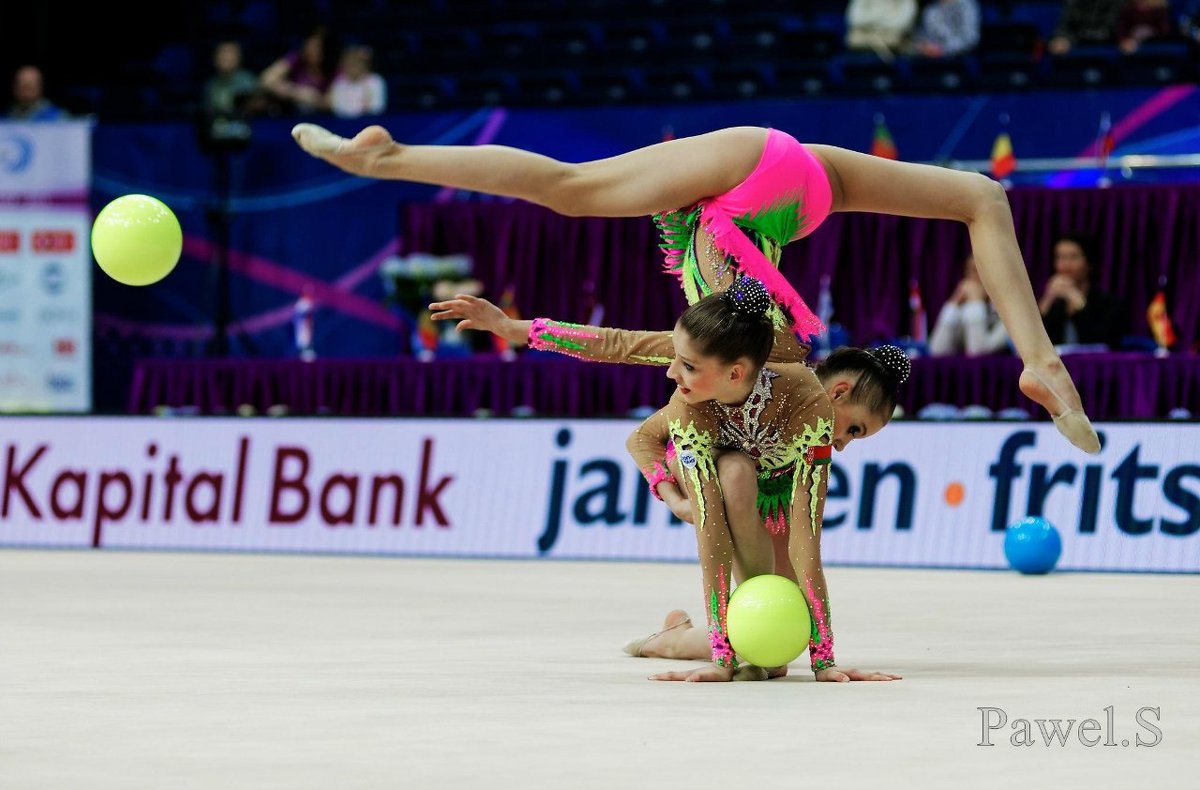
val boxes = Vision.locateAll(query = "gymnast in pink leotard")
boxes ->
[655,129,833,356]
[294,121,1102,458]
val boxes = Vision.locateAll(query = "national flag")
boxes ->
[991,132,1016,179]
[492,284,521,354]
[814,273,834,356]
[1147,290,1177,349]
[414,310,439,356]
[816,273,834,329]
[1096,111,1115,167]
[908,278,927,345]
[871,117,898,160]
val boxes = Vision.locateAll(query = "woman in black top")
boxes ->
[1039,232,1126,348]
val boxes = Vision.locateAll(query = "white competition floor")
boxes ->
[2,549,1197,789]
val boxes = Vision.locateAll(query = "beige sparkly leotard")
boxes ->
[528,320,837,673]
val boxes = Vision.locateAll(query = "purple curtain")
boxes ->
[400,202,688,332]
[127,353,1199,418]
[401,184,1200,349]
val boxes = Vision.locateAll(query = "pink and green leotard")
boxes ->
[654,128,834,346]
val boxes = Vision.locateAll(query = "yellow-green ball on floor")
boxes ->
[727,574,811,668]
[91,194,182,286]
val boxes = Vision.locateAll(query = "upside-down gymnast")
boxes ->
[293,121,1100,455]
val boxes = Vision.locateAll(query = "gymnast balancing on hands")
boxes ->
[431,279,904,683]
[293,121,1100,455]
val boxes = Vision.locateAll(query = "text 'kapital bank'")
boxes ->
[2,438,454,545]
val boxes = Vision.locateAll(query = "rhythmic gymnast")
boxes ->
[431,278,906,683]
[293,121,1100,455]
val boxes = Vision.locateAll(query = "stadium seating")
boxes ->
[49,0,1200,119]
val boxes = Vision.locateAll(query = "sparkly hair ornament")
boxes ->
[868,344,911,387]
[722,276,773,320]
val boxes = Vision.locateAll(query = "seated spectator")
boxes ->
[1038,232,1126,348]
[846,0,918,60]
[7,65,67,121]
[929,255,1011,356]
[1183,1,1200,42]
[329,45,387,118]
[260,26,336,114]
[1118,0,1171,53]
[1049,0,1124,55]
[203,41,265,118]
[913,0,981,58]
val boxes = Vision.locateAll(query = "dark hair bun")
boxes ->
[869,344,911,386]
[723,276,772,320]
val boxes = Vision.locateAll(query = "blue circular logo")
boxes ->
[0,134,33,173]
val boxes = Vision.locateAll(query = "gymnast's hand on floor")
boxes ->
[815,667,903,682]
[291,123,396,177]
[429,294,530,347]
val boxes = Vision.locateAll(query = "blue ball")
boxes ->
[1004,516,1063,574]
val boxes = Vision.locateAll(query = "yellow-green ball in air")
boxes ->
[91,194,182,286]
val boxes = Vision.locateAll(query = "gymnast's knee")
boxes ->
[717,453,757,511]
[963,173,1010,223]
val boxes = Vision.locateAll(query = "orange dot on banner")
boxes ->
[944,482,965,507]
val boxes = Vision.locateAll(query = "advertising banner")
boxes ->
[0,121,92,411]
[2,417,1197,572]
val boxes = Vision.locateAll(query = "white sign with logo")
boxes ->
[0,121,92,412]
[1,418,1196,573]
[0,121,91,200]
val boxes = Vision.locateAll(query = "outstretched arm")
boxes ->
[430,295,677,365]
[527,318,676,365]
[429,294,530,347]
[782,403,839,677]
[782,394,901,682]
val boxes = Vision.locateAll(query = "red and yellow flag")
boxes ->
[1147,290,1176,349]
[416,310,439,353]
[492,284,521,353]
[871,118,898,160]
[991,132,1016,179]
[1097,111,1115,166]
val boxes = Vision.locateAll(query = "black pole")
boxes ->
[199,114,254,357]
[210,150,232,356]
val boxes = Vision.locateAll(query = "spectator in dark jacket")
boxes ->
[1118,0,1171,53]
[7,65,66,121]
[1049,0,1124,54]
[1038,232,1126,348]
